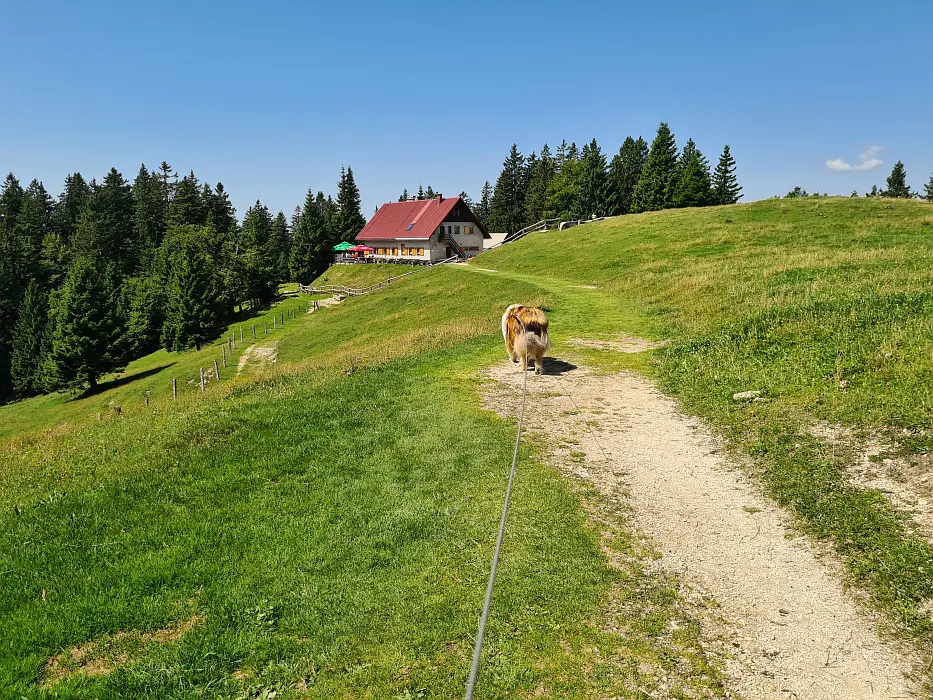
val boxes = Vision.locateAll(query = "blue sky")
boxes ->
[1,0,931,220]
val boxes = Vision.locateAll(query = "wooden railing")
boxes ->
[298,256,458,298]
[484,218,561,251]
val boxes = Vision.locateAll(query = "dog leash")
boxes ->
[465,318,529,699]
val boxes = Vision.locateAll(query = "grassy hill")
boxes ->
[3,198,933,697]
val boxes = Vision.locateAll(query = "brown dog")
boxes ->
[501,304,551,375]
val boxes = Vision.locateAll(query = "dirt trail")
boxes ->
[482,361,919,699]
[237,342,278,375]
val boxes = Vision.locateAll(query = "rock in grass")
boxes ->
[732,390,762,401]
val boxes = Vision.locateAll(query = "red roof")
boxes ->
[355,196,488,241]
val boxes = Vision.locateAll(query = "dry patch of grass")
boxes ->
[41,612,203,688]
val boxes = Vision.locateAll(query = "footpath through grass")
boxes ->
[479,197,933,659]
[2,262,726,696]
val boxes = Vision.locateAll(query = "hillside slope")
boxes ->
[2,198,932,697]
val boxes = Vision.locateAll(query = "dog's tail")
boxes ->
[523,329,550,354]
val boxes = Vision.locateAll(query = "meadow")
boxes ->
[4,197,933,696]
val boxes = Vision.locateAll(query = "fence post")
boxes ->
[264,320,268,334]
[145,394,150,408]
[200,368,205,392]
[213,359,220,380]
[273,316,276,330]
[252,325,256,339]
[239,327,243,343]
[173,378,177,401]
[222,344,227,368]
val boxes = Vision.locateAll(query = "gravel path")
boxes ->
[482,361,919,699]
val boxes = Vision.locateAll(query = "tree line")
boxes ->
[471,122,742,234]
[0,164,366,400]
[785,161,933,200]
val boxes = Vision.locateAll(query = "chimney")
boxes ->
[435,193,443,202]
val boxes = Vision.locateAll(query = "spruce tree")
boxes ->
[133,164,167,271]
[866,185,880,198]
[476,181,492,226]
[711,145,743,205]
[336,166,366,240]
[19,180,54,281]
[458,191,473,208]
[0,174,26,396]
[923,173,933,201]
[161,227,223,352]
[290,189,319,284]
[631,122,679,212]
[51,173,91,244]
[425,185,435,199]
[545,148,582,219]
[239,201,275,305]
[416,184,425,200]
[207,182,237,235]
[672,143,713,208]
[524,144,555,224]
[49,255,128,392]
[607,136,648,215]
[10,280,51,397]
[882,161,911,198]
[488,144,527,233]
[168,171,205,227]
[399,188,409,202]
[267,211,291,283]
[571,139,609,219]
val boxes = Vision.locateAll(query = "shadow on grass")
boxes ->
[82,363,177,398]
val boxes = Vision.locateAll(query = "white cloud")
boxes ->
[826,146,883,172]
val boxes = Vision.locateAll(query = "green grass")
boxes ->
[1,255,726,696]
[478,197,933,654]
[312,263,419,288]
[5,196,933,695]
[0,290,310,443]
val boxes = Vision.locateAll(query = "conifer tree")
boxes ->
[882,161,911,198]
[290,189,320,284]
[133,164,167,271]
[51,173,91,243]
[19,180,54,281]
[0,174,26,395]
[631,122,679,212]
[488,144,527,233]
[525,144,556,224]
[336,166,366,240]
[545,148,582,219]
[267,211,291,283]
[416,184,425,200]
[207,182,237,235]
[458,191,473,208]
[425,185,435,199]
[672,142,713,208]
[169,171,205,227]
[923,173,933,201]
[476,181,492,226]
[72,168,135,274]
[607,136,649,215]
[10,280,51,397]
[571,139,609,219]
[866,185,880,198]
[399,188,409,202]
[49,255,128,392]
[161,227,223,352]
[711,145,743,205]
[239,201,275,305]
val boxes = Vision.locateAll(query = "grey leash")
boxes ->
[465,347,530,700]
